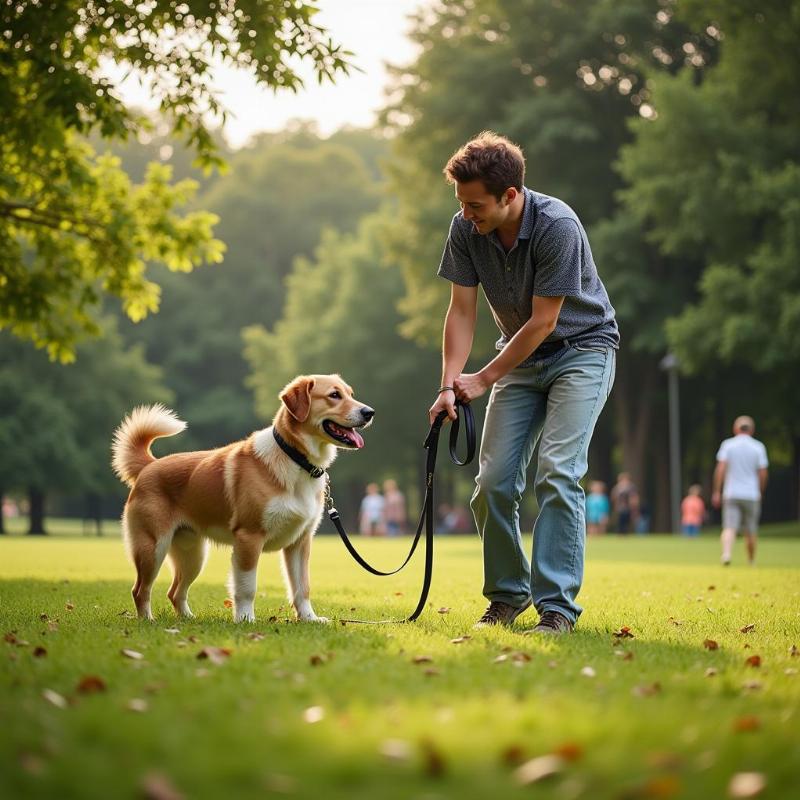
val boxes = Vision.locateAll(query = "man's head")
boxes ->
[444,131,525,234]
[733,415,755,435]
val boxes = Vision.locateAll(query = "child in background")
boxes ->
[585,481,610,536]
[681,484,706,537]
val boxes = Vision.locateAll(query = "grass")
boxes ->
[1,527,799,800]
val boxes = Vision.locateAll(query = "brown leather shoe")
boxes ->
[524,609,574,635]
[474,598,532,628]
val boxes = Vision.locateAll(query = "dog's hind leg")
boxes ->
[229,529,265,623]
[167,528,208,618]
[282,531,327,623]
[126,511,173,621]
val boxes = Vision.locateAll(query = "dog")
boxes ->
[111,374,373,623]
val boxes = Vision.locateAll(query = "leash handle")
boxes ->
[329,401,475,622]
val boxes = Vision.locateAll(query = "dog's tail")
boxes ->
[112,404,186,487]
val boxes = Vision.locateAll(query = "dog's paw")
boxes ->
[234,609,256,623]
[300,614,329,623]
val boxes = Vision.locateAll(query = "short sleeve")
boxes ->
[758,444,768,468]
[533,217,583,297]
[716,440,730,462]
[438,215,479,287]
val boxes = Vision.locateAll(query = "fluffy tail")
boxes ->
[111,404,186,487]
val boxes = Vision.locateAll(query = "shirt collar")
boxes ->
[473,186,535,241]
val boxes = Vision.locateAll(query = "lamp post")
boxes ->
[659,352,682,533]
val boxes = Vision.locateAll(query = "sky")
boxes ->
[113,0,429,149]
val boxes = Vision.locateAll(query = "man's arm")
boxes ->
[712,461,727,509]
[429,283,478,423]
[452,294,564,401]
[758,467,768,495]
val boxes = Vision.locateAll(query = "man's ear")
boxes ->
[280,378,315,422]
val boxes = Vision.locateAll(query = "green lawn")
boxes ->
[1,529,799,799]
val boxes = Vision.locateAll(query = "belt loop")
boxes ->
[563,337,570,349]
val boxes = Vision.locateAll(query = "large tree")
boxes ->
[0,0,350,359]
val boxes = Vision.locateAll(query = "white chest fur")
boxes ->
[254,428,327,552]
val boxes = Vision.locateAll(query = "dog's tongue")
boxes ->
[347,428,365,449]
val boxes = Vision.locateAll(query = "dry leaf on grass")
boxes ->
[632,682,662,697]
[141,772,184,800]
[247,632,265,641]
[742,680,762,691]
[303,706,324,724]
[450,636,471,644]
[728,772,766,798]
[514,755,564,785]
[120,649,144,660]
[42,689,68,709]
[223,599,233,608]
[703,639,719,650]
[379,739,411,761]
[580,666,596,678]
[420,739,446,777]
[127,698,148,713]
[437,607,450,614]
[739,624,755,633]
[705,668,718,677]
[790,644,799,657]
[501,744,527,767]
[552,742,583,762]
[196,647,231,665]
[732,715,760,733]
[163,628,180,635]
[745,655,762,668]
[412,655,433,664]
[65,603,74,611]
[309,654,327,667]
[424,668,441,677]
[33,646,47,658]
[613,626,634,639]
[76,675,106,694]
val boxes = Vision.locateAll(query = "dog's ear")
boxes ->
[280,378,315,422]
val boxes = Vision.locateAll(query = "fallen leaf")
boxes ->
[76,675,106,694]
[615,650,634,660]
[42,689,68,708]
[745,655,761,668]
[247,632,265,641]
[420,739,446,777]
[743,643,752,649]
[223,599,233,609]
[196,647,231,665]
[33,646,47,658]
[39,614,49,622]
[580,666,596,678]
[514,755,564,785]
[703,639,719,650]
[412,655,433,664]
[121,648,144,660]
[728,772,766,798]
[501,744,526,767]
[127,698,148,712]
[379,739,411,761]
[785,668,798,676]
[732,715,760,733]
[450,636,471,644]
[552,742,583,762]
[633,682,661,697]
[303,706,324,724]
[668,617,683,626]
[613,626,634,639]
[511,651,532,663]
[742,680,762,691]
[186,635,199,643]
[65,603,74,611]
[739,624,755,633]
[141,772,184,800]
[163,628,180,635]
[424,668,441,677]
[705,668,718,678]
[790,644,799,657]
[493,654,509,664]
[708,585,716,591]
[309,654,326,666]
[437,607,451,614]
[394,592,404,597]
[47,621,58,632]
[635,775,682,798]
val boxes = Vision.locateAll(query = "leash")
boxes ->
[325,400,475,623]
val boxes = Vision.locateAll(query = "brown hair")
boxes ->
[443,131,525,199]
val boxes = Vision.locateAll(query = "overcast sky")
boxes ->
[112,0,429,148]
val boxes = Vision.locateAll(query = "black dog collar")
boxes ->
[272,429,326,479]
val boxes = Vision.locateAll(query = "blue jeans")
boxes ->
[470,346,616,625]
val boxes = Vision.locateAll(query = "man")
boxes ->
[610,472,639,535]
[712,416,768,566]
[428,132,618,634]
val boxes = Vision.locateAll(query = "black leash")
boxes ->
[325,401,476,623]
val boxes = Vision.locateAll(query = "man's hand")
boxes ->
[429,388,457,425]
[711,491,722,510]
[454,371,491,403]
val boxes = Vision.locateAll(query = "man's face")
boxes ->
[455,180,514,234]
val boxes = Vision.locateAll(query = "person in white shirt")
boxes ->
[359,483,386,537]
[712,416,769,566]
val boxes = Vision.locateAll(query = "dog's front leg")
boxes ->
[282,531,327,622]
[229,529,265,622]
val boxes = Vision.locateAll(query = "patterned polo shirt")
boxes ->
[437,187,619,367]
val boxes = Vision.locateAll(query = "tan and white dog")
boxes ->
[111,374,373,623]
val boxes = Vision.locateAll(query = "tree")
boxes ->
[119,127,385,450]
[618,0,800,515]
[0,321,171,533]
[0,0,350,358]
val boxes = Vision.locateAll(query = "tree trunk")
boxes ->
[793,434,800,521]
[27,487,47,535]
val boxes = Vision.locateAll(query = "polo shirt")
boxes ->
[437,187,619,367]
[716,434,769,501]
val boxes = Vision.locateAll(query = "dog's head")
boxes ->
[278,374,374,450]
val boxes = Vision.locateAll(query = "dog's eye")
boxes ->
[329,391,341,400]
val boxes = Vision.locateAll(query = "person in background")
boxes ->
[585,481,610,536]
[681,484,706,537]
[610,472,639,534]
[712,416,768,566]
[359,483,386,537]
[382,478,407,537]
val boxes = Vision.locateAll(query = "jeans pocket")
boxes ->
[572,344,608,354]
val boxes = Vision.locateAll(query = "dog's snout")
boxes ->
[360,406,375,422]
